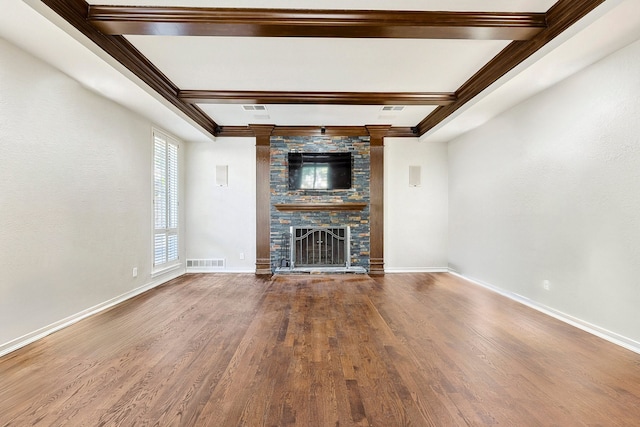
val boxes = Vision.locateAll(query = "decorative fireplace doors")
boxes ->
[290,226,350,269]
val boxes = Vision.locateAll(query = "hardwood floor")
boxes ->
[1,273,640,426]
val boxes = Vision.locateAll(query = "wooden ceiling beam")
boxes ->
[41,0,220,137]
[88,7,546,40]
[179,91,456,106]
[416,0,606,136]
[41,0,606,139]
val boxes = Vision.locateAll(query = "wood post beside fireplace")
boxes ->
[250,124,275,275]
[366,125,390,276]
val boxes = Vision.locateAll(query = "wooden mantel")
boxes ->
[274,202,367,212]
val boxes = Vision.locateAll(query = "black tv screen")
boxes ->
[288,152,352,190]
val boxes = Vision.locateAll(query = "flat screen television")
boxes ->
[288,152,352,190]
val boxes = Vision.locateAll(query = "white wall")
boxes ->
[185,136,448,273]
[448,38,640,344]
[184,138,256,272]
[385,137,448,271]
[0,38,184,351]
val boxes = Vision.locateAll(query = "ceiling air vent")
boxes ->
[381,106,405,112]
[242,105,267,111]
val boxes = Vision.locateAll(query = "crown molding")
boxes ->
[41,0,219,136]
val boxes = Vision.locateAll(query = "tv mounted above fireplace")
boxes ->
[288,152,352,190]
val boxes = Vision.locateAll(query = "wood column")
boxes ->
[249,124,275,275]
[366,125,390,276]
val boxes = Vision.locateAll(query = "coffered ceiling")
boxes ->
[3,0,640,141]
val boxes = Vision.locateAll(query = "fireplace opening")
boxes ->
[291,226,350,268]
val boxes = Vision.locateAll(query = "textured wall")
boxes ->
[384,138,449,271]
[0,38,184,348]
[448,38,640,344]
[270,136,370,271]
[184,138,256,272]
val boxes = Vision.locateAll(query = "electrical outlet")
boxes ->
[133,267,138,278]
[239,252,245,260]
[542,280,550,290]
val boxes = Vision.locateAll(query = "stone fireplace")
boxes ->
[269,135,370,273]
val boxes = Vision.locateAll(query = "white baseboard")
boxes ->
[0,269,185,358]
[448,270,640,355]
[384,267,449,273]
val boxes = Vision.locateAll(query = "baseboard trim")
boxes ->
[0,269,185,359]
[385,267,449,273]
[448,270,640,355]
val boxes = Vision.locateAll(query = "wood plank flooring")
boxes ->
[1,273,640,426]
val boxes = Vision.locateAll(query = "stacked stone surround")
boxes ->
[270,136,371,271]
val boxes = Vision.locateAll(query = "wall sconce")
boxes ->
[409,165,421,187]
[216,165,228,186]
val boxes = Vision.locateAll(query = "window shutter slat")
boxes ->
[153,130,179,268]
[154,233,167,265]
[167,233,178,262]
[168,143,179,229]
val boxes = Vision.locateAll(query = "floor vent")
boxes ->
[186,259,225,269]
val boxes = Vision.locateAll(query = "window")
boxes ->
[153,130,179,269]
[300,164,329,189]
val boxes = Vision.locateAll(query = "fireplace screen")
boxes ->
[291,226,350,268]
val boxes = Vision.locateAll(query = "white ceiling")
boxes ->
[424,0,640,143]
[2,0,640,143]
[127,36,510,92]
[199,104,440,127]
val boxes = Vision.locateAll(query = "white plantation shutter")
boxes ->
[168,142,178,230]
[154,130,179,268]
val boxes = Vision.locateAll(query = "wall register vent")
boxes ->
[186,259,225,269]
